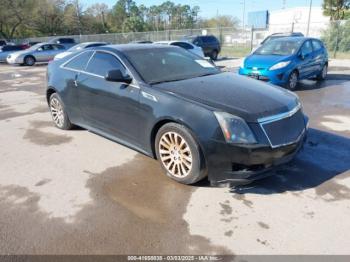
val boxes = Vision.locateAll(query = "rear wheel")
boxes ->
[24,55,35,66]
[286,70,298,91]
[49,93,73,130]
[316,64,327,81]
[155,123,207,185]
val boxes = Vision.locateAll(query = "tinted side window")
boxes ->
[193,37,202,46]
[59,38,75,44]
[312,40,323,51]
[64,51,93,71]
[301,41,313,55]
[208,36,218,43]
[52,44,64,50]
[42,44,54,51]
[85,52,126,77]
[172,42,193,50]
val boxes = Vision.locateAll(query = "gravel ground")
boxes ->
[0,62,349,255]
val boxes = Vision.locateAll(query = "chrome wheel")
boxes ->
[158,132,193,178]
[50,97,64,128]
[25,56,35,66]
[289,72,298,89]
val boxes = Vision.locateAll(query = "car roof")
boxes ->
[269,36,319,42]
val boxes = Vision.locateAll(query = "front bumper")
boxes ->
[205,128,307,186]
[239,66,293,86]
[6,56,23,64]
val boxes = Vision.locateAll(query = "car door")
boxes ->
[60,50,94,124]
[35,44,55,62]
[297,40,315,79]
[76,51,141,145]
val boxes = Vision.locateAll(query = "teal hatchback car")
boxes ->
[239,37,328,90]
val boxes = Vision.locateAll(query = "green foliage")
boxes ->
[0,0,238,40]
[321,20,350,52]
[322,0,350,20]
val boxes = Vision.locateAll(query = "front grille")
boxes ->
[260,108,305,148]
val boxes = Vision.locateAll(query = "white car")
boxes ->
[154,41,205,57]
[54,42,108,60]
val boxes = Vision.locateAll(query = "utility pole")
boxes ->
[242,0,246,33]
[306,0,312,36]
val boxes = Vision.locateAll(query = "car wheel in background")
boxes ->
[286,70,298,91]
[317,64,328,81]
[155,123,207,185]
[210,50,218,60]
[49,93,73,130]
[24,55,36,66]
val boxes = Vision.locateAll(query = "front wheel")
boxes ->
[155,123,207,185]
[24,56,35,66]
[316,64,327,81]
[285,70,298,91]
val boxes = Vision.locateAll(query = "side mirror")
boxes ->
[299,53,305,60]
[105,69,132,84]
[37,47,43,51]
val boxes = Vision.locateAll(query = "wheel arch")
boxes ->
[46,87,57,104]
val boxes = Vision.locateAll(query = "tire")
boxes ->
[49,93,73,130]
[210,50,218,60]
[155,123,207,185]
[24,55,35,66]
[316,64,327,81]
[285,70,298,91]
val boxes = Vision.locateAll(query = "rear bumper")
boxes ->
[205,129,307,186]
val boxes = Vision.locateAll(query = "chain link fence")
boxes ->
[20,21,349,58]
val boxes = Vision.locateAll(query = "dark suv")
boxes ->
[183,35,221,60]
[49,37,77,49]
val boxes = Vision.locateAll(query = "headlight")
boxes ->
[214,112,257,144]
[240,58,245,68]
[269,61,290,70]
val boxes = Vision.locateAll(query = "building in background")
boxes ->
[247,6,330,46]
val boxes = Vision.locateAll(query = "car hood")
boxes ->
[244,54,293,69]
[153,72,299,122]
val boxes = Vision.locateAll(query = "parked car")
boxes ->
[183,35,221,60]
[48,37,77,49]
[0,45,24,63]
[20,41,42,50]
[154,41,204,57]
[46,44,307,186]
[239,37,328,90]
[0,40,7,47]
[54,42,108,60]
[7,43,66,66]
[130,40,153,44]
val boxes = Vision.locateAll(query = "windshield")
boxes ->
[124,47,220,84]
[255,39,303,56]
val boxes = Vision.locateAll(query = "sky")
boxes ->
[81,0,323,19]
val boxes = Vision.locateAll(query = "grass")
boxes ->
[330,51,350,59]
[220,46,251,58]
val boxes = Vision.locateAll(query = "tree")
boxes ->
[322,0,350,20]
[199,15,239,29]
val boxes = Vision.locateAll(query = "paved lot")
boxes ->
[0,62,349,255]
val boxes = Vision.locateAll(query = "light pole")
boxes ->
[306,0,312,36]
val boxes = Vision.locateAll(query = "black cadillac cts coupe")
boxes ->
[46,44,308,186]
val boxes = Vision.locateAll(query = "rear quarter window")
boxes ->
[312,40,323,51]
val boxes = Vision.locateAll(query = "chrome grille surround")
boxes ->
[258,103,306,148]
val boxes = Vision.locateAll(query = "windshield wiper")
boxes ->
[149,78,187,85]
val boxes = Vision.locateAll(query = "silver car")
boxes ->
[6,43,65,66]
[154,41,205,57]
